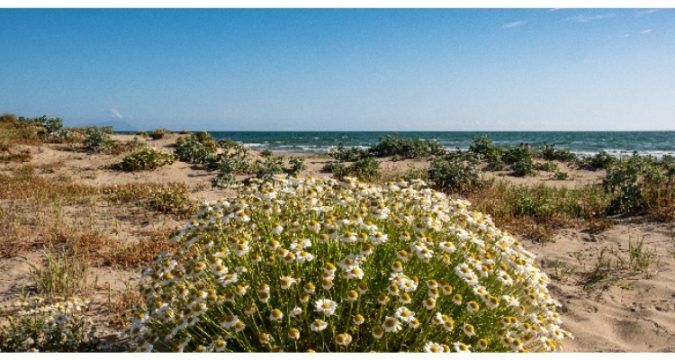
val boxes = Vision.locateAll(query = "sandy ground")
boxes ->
[1,133,673,352]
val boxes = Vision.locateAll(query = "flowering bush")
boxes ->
[129,176,572,352]
[0,297,98,352]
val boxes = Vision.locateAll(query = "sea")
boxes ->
[203,131,674,159]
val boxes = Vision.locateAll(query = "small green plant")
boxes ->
[504,146,536,177]
[534,162,558,172]
[509,188,554,218]
[0,297,98,352]
[468,135,494,157]
[627,239,655,272]
[346,156,379,181]
[149,128,169,140]
[540,144,576,162]
[484,148,505,171]
[174,135,215,165]
[428,155,483,193]
[587,151,616,170]
[83,126,114,153]
[553,171,569,180]
[251,155,286,181]
[144,184,197,218]
[321,161,348,177]
[114,147,174,171]
[329,144,369,162]
[287,156,306,176]
[24,250,89,300]
[370,135,445,159]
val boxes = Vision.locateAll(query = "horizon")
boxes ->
[2,8,675,131]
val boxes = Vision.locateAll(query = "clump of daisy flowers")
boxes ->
[0,297,98,352]
[129,175,572,352]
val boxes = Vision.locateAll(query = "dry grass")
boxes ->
[105,229,175,270]
[466,181,611,242]
[0,166,98,204]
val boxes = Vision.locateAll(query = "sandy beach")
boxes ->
[0,132,673,351]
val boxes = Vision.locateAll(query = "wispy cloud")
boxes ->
[564,13,616,23]
[501,20,527,29]
[636,9,659,17]
[109,108,126,119]
[547,8,561,12]
[639,29,653,34]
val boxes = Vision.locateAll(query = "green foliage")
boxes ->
[83,126,114,153]
[468,135,494,157]
[484,148,505,171]
[329,144,369,162]
[370,135,445,159]
[260,149,273,158]
[287,156,306,176]
[587,151,616,170]
[321,157,379,182]
[144,184,197,218]
[174,135,216,165]
[534,161,559,172]
[24,250,88,300]
[346,157,380,182]
[0,297,98,352]
[428,155,483,193]
[540,144,576,162]
[504,147,536,177]
[509,188,555,218]
[114,147,174,171]
[252,156,286,182]
[321,161,348,177]
[553,171,569,180]
[210,141,252,188]
[602,154,673,216]
[149,128,169,140]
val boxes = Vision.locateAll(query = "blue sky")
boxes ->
[1,9,674,131]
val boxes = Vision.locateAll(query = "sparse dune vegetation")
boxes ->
[0,115,674,352]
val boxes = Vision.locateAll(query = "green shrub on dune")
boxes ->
[115,147,174,171]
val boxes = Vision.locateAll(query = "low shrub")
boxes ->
[428,156,483,193]
[114,147,174,171]
[553,171,569,180]
[128,177,572,352]
[503,146,536,177]
[329,144,369,162]
[321,157,379,182]
[603,155,674,218]
[144,184,198,218]
[370,135,445,159]
[534,162,558,172]
[586,151,616,170]
[321,161,348,177]
[149,128,169,140]
[174,135,215,165]
[539,144,576,162]
[287,156,306,176]
[83,126,114,153]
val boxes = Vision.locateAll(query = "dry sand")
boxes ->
[1,133,673,352]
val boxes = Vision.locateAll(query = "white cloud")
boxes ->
[547,8,561,12]
[564,13,616,23]
[501,20,527,29]
[109,108,125,119]
[639,29,653,34]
